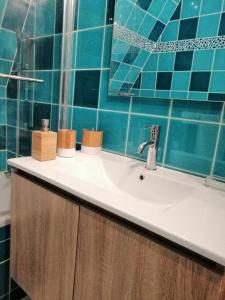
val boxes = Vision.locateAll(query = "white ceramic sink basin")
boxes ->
[56,155,197,207]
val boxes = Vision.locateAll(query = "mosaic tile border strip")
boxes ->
[114,24,225,53]
[114,24,156,53]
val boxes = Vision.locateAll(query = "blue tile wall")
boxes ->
[1,0,225,181]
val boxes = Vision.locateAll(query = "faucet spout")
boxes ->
[136,141,152,154]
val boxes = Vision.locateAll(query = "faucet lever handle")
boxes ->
[144,125,161,143]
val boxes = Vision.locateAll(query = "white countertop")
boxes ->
[8,151,225,266]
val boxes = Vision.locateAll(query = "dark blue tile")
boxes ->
[0,260,9,297]
[208,93,225,101]
[0,126,6,150]
[178,18,198,40]
[137,0,152,11]
[19,129,31,156]
[74,70,100,108]
[156,72,173,90]
[35,37,54,70]
[33,103,51,130]
[0,225,10,242]
[7,100,17,127]
[171,2,181,20]
[190,72,211,92]
[55,0,64,33]
[174,51,193,71]
[219,12,225,35]
[50,105,59,132]
[148,21,166,42]
[165,120,218,175]
[0,239,10,263]
[106,0,115,24]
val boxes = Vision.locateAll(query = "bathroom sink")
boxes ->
[56,153,198,207]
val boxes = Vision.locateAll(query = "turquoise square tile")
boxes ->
[52,71,61,104]
[98,111,128,154]
[103,26,113,68]
[0,239,10,263]
[154,90,170,98]
[99,71,130,111]
[114,63,131,81]
[111,39,130,62]
[161,20,179,42]
[72,107,97,143]
[171,100,223,122]
[197,14,220,38]
[36,0,55,36]
[139,89,155,97]
[158,0,177,24]
[138,14,156,38]
[127,114,168,162]
[143,53,158,71]
[53,34,62,70]
[109,80,123,92]
[7,100,17,127]
[141,72,156,89]
[115,0,134,27]
[0,0,7,23]
[213,125,225,177]
[0,29,17,61]
[76,28,104,69]
[0,86,5,98]
[210,72,225,93]
[201,0,223,14]
[50,105,59,132]
[34,71,53,103]
[133,50,149,68]
[0,60,12,85]
[213,49,225,71]
[132,97,171,116]
[0,151,6,172]
[158,53,175,71]
[0,99,6,124]
[192,50,214,71]
[78,0,106,29]
[172,72,191,91]
[0,225,10,242]
[126,6,145,32]
[148,0,166,18]
[181,0,201,18]
[165,120,219,175]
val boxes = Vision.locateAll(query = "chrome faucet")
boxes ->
[136,125,161,170]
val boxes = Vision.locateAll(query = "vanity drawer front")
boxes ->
[11,173,79,300]
[74,207,223,300]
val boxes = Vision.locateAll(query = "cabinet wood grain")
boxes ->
[11,173,79,300]
[74,207,224,300]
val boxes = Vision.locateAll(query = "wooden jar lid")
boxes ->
[57,129,76,149]
[82,129,103,148]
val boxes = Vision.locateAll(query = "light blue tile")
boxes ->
[141,72,156,89]
[171,100,223,122]
[78,0,106,29]
[36,0,55,36]
[213,125,225,177]
[99,71,130,111]
[138,14,156,37]
[148,0,166,18]
[161,20,179,42]
[126,6,145,32]
[114,63,131,81]
[0,59,12,85]
[132,97,171,116]
[72,107,97,143]
[197,14,220,38]
[210,72,225,93]
[0,0,7,24]
[171,91,188,100]
[115,0,134,27]
[53,34,62,70]
[0,29,17,61]
[76,28,104,69]
[158,52,175,71]
[34,71,53,103]
[213,49,225,71]
[127,114,168,162]
[0,99,6,124]
[158,0,177,24]
[7,100,17,127]
[98,111,128,154]
[133,50,149,68]
[111,39,130,62]
[0,86,5,98]
[143,53,158,71]
[103,26,113,68]
[192,50,214,71]
[165,120,219,175]
[201,0,223,14]
[188,92,208,101]
[0,151,6,172]
[181,0,201,18]
[172,72,191,91]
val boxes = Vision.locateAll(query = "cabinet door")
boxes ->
[11,173,79,300]
[74,207,224,300]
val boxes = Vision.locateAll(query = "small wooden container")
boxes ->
[81,129,103,155]
[82,129,103,147]
[32,131,57,161]
[57,129,76,158]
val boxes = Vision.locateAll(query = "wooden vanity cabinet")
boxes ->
[11,173,79,300]
[74,207,224,300]
[11,173,225,300]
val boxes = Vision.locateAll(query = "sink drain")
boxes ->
[139,175,145,181]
